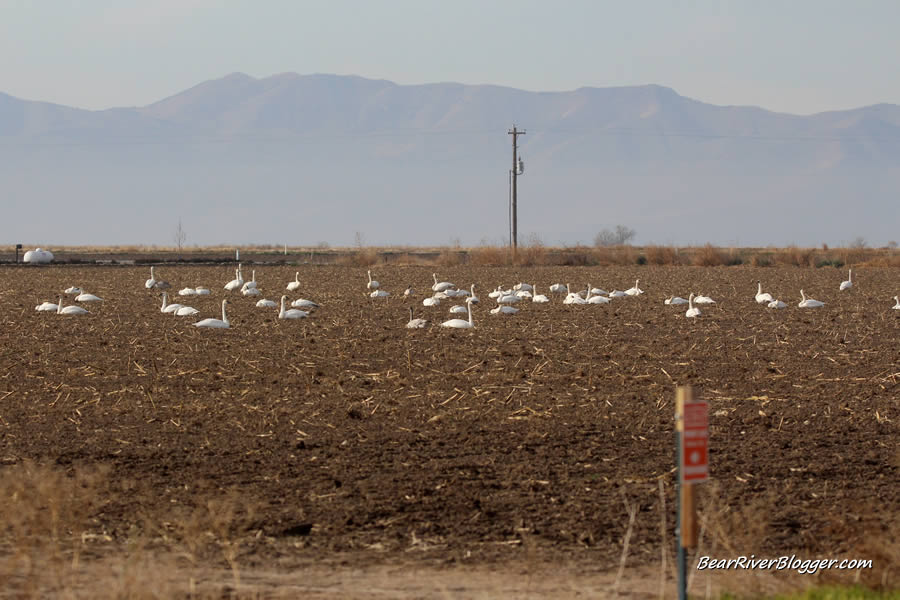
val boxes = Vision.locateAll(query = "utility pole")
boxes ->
[508,125,525,253]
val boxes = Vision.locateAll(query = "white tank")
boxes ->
[23,248,54,263]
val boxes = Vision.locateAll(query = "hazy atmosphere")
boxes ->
[2,0,899,248]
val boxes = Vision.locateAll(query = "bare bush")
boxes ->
[594,225,636,247]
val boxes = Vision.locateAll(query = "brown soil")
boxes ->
[1,264,897,598]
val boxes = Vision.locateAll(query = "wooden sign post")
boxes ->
[676,385,708,600]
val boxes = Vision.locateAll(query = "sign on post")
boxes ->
[680,400,709,483]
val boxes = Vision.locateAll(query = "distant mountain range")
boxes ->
[2,73,898,247]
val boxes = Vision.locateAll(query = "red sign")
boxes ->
[681,401,708,482]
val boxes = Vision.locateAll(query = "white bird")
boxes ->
[767,299,788,309]
[404,285,414,297]
[370,289,390,298]
[75,291,103,302]
[685,293,701,318]
[423,296,440,307]
[515,289,533,299]
[145,266,170,290]
[432,273,456,293]
[64,286,82,295]
[755,281,774,304]
[840,269,853,291]
[532,285,549,304]
[279,295,308,319]
[160,292,184,314]
[549,283,566,293]
[694,294,716,305]
[490,305,519,315]
[35,300,59,312]
[442,301,474,328]
[406,307,427,329]
[224,267,243,291]
[608,290,627,298]
[178,287,197,296]
[194,287,211,296]
[57,296,89,315]
[291,298,319,309]
[467,285,479,304]
[624,279,644,296]
[563,284,587,305]
[194,299,231,328]
[242,286,261,297]
[586,286,610,304]
[286,272,301,292]
[798,290,824,308]
[590,286,609,296]
[174,305,199,316]
[449,305,468,314]
[256,298,277,308]
[497,292,521,304]
[513,283,533,292]
[892,296,900,310]
[367,270,380,290]
[665,296,689,305]
[240,270,258,291]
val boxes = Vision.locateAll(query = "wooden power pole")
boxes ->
[508,125,525,252]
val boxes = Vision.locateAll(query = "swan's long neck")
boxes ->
[801,290,807,301]
[467,301,473,326]
[221,300,229,323]
[757,282,762,294]
[368,270,372,283]
[471,284,475,296]
[585,285,592,300]
[57,296,64,314]
[295,272,300,283]
[433,273,438,285]
[150,266,155,279]
[635,279,639,288]
[688,293,694,310]
[409,306,414,320]
[848,269,852,282]
[251,270,256,283]
[161,292,168,309]
[566,284,571,295]
[280,296,286,317]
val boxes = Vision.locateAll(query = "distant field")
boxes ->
[2,243,899,268]
[1,263,897,598]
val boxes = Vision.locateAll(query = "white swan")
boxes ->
[513,283,533,292]
[75,291,103,302]
[178,287,197,296]
[608,290,627,298]
[694,294,716,305]
[64,286,82,295]
[798,290,824,308]
[515,289,533,299]
[755,281,774,304]
[490,305,519,315]
[442,301,474,328]
[145,266,170,290]
[432,273,455,293]
[175,305,199,316]
[467,285,478,304]
[497,292,521,304]
[279,295,308,319]
[532,285,549,304]
[685,293,701,318]
[242,286,261,297]
[590,286,609,296]
[406,307,427,328]
[194,287,211,296]
[160,292,184,314]
[35,300,59,312]
[291,298,319,309]
[256,298,278,308]
[404,285,414,297]
[240,270,258,291]
[286,272,301,292]
[892,296,900,310]
[840,269,853,291]
[449,305,468,314]
[370,289,390,298]
[367,270,380,290]
[767,299,787,309]
[194,300,231,328]
[224,267,243,291]
[57,296,89,315]
[549,283,566,293]
[423,296,440,307]
[586,286,610,304]
[563,284,587,305]
[624,279,644,296]
[665,296,688,305]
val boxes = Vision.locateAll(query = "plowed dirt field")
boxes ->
[1,264,897,598]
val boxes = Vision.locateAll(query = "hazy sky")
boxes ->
[3,0,899,115]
